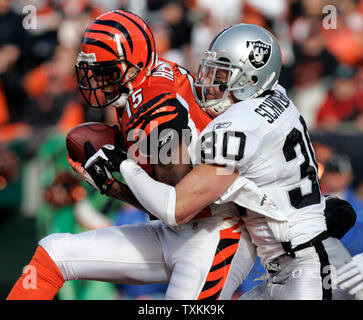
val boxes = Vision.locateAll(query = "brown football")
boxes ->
[66,122,120,163]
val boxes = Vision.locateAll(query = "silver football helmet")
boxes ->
[194,24,282,117]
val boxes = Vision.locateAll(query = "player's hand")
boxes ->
[85,144,128,172]
[336,252,363,295]
[82,142,119,195]
[324,195,356,239]
[67,153,100,191]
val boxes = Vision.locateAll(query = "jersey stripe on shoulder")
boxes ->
[177,65,195,95]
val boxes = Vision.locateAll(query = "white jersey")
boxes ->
[195,84,327,265]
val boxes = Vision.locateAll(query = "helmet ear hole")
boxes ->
[137,62,144,68]
[251,75,258,84]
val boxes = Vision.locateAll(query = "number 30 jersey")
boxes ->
[196,84,327,264]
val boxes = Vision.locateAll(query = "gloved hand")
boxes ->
[84,143,128,172]
[336,252,363,296]
[67,153,101,192]
[83,142,124,195]
[67,141,127,195]
[67,141,123,195]
[324,195,357,239]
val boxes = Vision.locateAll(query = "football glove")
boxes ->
[84,143,128,173]
[67,143,119,195]
[324,195,357,239]
[67,153,100,191]
[337,252,363,296]
[83,142,119,195]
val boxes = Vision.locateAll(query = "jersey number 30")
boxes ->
[283,116,321,209]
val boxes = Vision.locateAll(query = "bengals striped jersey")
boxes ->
[117,57,213,172]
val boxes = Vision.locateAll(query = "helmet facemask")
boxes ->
[76,52,142,109]
[194,51,251,117]
[76,10,158,109]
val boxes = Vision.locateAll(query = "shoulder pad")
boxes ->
[205,99,265,134]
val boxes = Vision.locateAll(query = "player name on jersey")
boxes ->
[254,90,290,124]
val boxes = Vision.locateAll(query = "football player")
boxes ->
[110,24,356,300]
[7,11,256,300]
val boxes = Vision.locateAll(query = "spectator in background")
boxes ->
[0,0,33,143]
[321,153,354,199]
[159,1,193,50]
[151,21,186,67]
[322,0,363,67]
[312,141,334,180]
[12,0,62,66]
[22,44,84,134]
[0,144,19,191]
[57,0,104,50]
[0,0,22,75]
[315,65,363,131]
[288,15,338,129]
[195,0,243,31]
[320,153,363,257]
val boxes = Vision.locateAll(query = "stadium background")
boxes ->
[0,0,363,300]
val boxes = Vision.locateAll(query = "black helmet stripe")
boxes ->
[86,28,115,39]
[113,11,152,67]
[85,29,127,60]
[94,19,133,53]
[82,37,119,59]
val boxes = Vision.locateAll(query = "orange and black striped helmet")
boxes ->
[76,10,157,108]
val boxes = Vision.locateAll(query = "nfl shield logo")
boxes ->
[246,40,272,69]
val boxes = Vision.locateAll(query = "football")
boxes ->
[66,122,120,163]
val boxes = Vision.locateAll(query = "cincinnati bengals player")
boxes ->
[73,9,214,217]
[7,10,256,300]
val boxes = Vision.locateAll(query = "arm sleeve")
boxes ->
[119,159,178,226]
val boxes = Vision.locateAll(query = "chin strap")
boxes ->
[111,93,129,108]
[206,97,233,117]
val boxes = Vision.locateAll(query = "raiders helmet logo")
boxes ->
[246,40,271,69]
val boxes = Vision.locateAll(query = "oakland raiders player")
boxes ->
[107,24,354,299]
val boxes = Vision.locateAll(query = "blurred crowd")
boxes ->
[0,0,363,300]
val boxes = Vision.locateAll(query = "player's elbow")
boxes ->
[173,195,202,225]
[174,208,199,225]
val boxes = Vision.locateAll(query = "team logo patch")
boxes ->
[268,199,278,210]
[246,40,271,69]
[158,131,174,148]
[292,269,302,279]
[213,122,232,130]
